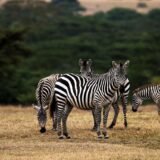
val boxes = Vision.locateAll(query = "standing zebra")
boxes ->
[91,72,130,130]
[50,60,129,139]
[91,78,130,130]
[33,59,92,133]
[132,84,160,115]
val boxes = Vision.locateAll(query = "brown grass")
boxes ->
[0,105,160,160]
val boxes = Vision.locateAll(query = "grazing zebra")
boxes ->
[33,74,61,133]
[33,59,92,133]
[132,84,160,115]
[50,60,129,139]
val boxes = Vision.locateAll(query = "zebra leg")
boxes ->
[52,111,57,131]
[103,105,110,139]
[95,107,102,139]
[57,106,64,139]
[157,102,160,115]
[91,108,97,131]
[121,96,128,128]
[108,102,119,129]
[62,105,73,139]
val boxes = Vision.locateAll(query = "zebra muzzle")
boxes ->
[40,127,46,133]
[132,108,137,112]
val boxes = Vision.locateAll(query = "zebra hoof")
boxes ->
[59,135,64,139]
[98,135,103,139]
[66,136,71,139]
[108,124,114,129]
[64,133,71,139]
[104,135,109,139]
[91,128,97,132]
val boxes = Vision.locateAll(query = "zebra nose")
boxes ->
[132,108,137,112]
[40,127,46,133]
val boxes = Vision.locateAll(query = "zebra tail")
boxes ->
[49,93,57,119]
[37,80,44,108]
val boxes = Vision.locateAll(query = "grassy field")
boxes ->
[0,105,160,160]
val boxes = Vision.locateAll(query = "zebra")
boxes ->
[50,60,129,139]
[52,58,93,131]
[52,60,130,131]
[33,74,61,133]
[91,76,130,130]
[79,60,130,130]
[132,84,160,115]
[32,59,92,133]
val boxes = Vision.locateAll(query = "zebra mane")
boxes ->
[90,66,116,80]
[133,84,160,94]
[107,67,115,74]
[38,81,44,108]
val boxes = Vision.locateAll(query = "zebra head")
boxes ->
[79,58,93,78]
[32,104,48,133]
[132,93,143,112]
[112,60,130,87]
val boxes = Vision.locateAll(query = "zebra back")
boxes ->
[133,84,160,99]
[36,74,61,108]
[54,61,128,110]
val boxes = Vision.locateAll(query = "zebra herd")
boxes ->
[33,59,160,139]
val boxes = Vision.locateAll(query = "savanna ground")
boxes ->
[0,105,160,160]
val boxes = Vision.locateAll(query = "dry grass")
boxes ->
[0,105,160,160]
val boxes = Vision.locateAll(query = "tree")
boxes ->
[51,0,84,12]
[0,28,31,104]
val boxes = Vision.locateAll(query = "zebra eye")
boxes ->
[115,73,118,77]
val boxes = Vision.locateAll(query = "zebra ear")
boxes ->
[123,60,130,68]
[32,104,40,111]
[79,59,83,66]
[43,105,49,110]
[112,61,117,68]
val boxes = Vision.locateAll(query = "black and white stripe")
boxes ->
[132,84,160,115]
[51,61,129,139]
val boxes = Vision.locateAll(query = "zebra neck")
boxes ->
[112,77,119,90]
[102,75,119,94]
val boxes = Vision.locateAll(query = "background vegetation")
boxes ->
[0,0,160,104]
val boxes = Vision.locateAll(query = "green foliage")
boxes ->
[0,1,159,104]
[0,28,32,104]
[51,0,85,12]
[106,8,143,21]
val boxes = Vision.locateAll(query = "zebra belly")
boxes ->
[66,95,94,110]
